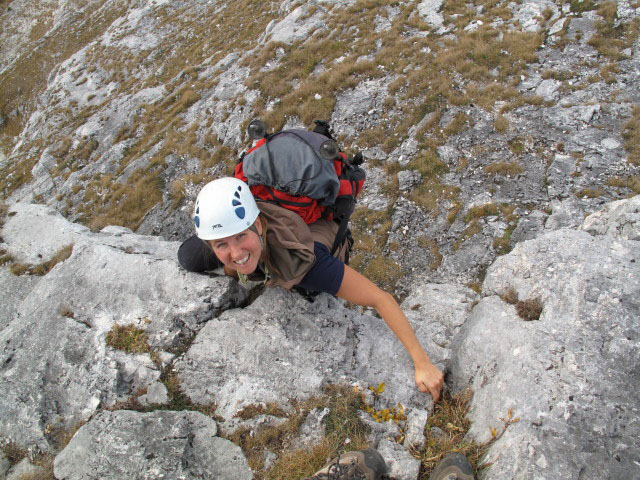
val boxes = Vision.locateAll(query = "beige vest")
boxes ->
[251,202,346,289]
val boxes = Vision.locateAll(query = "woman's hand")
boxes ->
[414,361,444,402]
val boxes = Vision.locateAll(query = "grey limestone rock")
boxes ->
[358,411,402,447]
[3,203,90,264]
[580,195,640,240]
[331,77,390,140]
[403,408,429,450]
[510,0,558,32]
[261,2,327,45]
[176,289,359,420]
[176,281,476,426]
[509,210,548,244]
[137,382,169,407]
[2,0,640,476]
[0,451,9,480]
[291,407,329,449]
[53,410,252,480]
[378,438,421,480]
[417,0,445,31]
[0,203,247,450]
[448,196,640,479]
[359,164,391,211]
[351,282,478,411]
[535,79,561,101]
[5,459,45,480]
[175,289,354,418]
[545,198,585,231]
[397,170,422,192]
[0,267,39,331]
[566,14,599,45]
[400,283,479,367]
[547,153,577,199]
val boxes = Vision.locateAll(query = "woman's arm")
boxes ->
[336,264,444,402]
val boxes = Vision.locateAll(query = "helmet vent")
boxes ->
[234,186,245,219]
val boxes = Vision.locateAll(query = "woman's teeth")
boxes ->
[234,254,250,265]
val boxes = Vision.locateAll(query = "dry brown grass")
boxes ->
[348,205,408,292]
[606,176,640,194]
[408,150,448,178]
[447,201,463,225]
[507,137,525,155]
[500,287,544,321]
[235,403,289,420]
[415,389,521,478]
[454,204,517,252]
[59,304,75,319]
[622,105,640,166]
[225,384,369,480]
[516,297,544,321]
[0,418,86,479]
[465,204,500,222]
[483,161,524,177]
[3,1,282,226]
[9,244,74,276]
[0,249,12,266]
[244,0,542,146]
[493,115,509,133]
[411,182,461,217]
[587,3,640,60]
[493,222,517,255]
[267,436,370,480]
[0,1,129,138]
[417,236,443,270]
[0,143,43,197]
[2,0,552,231]
[85,170,163,232]
[575,187,605,198]
[361,256,404,293]
[444,113,474,138]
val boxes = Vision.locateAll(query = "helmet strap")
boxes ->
[248,223,264,251]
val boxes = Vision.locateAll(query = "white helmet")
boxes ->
[193,177,260,240]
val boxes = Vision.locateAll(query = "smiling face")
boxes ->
[208,219,263,275]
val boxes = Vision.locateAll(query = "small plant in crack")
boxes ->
[500,287,543,321]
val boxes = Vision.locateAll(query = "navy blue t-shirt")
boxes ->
[297,242,345,295]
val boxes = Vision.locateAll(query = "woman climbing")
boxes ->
[178,176,444,402]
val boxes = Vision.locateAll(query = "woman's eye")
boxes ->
[214,243,226,250]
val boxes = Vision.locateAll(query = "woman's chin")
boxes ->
[233,259,259,275]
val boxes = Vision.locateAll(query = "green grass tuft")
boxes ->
[105,324,150,354]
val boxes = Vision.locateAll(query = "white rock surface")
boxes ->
[449,195,640,479]
[0,203,247,449]
[53,410,252,480]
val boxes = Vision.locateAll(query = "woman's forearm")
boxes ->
[374,291,431,365]
[336,265,444,400]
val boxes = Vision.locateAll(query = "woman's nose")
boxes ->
[228,242,244,259]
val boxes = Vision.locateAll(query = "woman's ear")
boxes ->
[255,217,263,236]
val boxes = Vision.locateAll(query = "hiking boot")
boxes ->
[428,453,475,480]
[305,448,387,480]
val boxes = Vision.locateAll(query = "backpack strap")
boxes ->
[329,196,356,257]
[312,120,335,141]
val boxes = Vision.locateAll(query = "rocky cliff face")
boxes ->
[1,0,639,479]
[1,195,638,478]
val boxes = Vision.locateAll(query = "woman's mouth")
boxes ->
[234,254,250,266]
